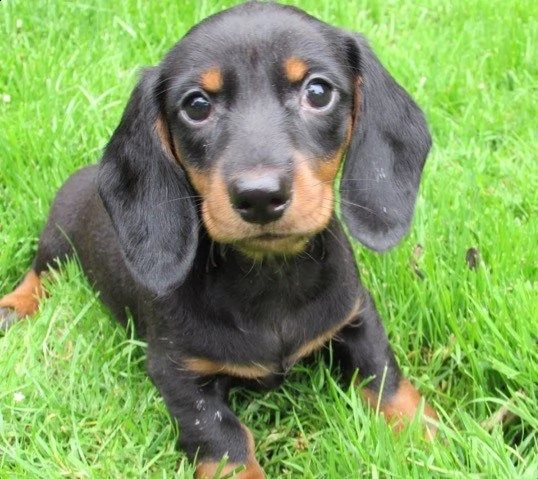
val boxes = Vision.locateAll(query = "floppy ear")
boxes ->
[98,68,198,296]
[340,34,431,251]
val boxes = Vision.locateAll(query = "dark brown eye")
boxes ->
[182,92,211,122]
[303,79,334,109]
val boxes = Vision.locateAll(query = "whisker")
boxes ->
[324,226,351,254]
[298,248,318,265]
[307,177,385,189]
[155,194,202,207]
[336,198,377,215]
[206,240,218,272]
[241,255,258,278]
[336,198,390,227]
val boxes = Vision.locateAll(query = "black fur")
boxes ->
[2,2,432,474]
[99,69,199,296]
[340,34,431,251]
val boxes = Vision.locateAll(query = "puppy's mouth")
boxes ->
[253,233,293,241]
[236,233,310,257]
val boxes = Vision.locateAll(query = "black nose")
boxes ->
[229,174,291,224]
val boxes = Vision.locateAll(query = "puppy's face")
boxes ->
[158,5,355,257]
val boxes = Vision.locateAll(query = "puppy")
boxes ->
[0,2,437,477]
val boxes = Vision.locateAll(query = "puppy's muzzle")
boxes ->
[228,173,292,225]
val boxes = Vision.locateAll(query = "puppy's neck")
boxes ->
[204,234,326,273]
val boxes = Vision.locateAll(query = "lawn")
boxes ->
[0,0,536,477]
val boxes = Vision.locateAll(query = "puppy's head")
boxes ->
[155,4,353,258]
[99,2,431,294]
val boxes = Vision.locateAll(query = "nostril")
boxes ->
[269,196,288,209]
[236,200,253,212]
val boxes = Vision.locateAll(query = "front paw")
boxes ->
[362,378,438,440]
[196,458,265,479]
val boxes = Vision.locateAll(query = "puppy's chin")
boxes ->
[235,235,310,260]
[200,202,322,259]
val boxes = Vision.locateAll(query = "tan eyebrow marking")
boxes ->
[199,67,223,93]
[284,57,308,83]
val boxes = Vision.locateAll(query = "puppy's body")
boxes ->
[1,3,437,477]
[32,166,136,324]
[36,165,377,386]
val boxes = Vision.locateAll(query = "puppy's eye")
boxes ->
[302,79,334,109]
[181,92,212,122]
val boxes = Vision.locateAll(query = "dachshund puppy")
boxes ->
[0,2,437,477]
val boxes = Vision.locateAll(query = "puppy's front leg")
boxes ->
[334,291,438,439]
[147,349,265,479]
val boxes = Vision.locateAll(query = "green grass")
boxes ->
[1,0,537,477]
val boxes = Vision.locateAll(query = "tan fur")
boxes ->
[185,166,212,197]
[184,358,276,379]
[171,136,212,196]
[289,297,362,364]
[283,57,308,83]
[200,67,223,93]
[362,378,438,440]
[314,122,353,184]
[155,116,176,161]
[196,426,264,479]
[199,148,347,251]
[0,270,44,317]
[352,76,363,124]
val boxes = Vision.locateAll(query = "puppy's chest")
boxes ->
[183,262,360,380]
[247,302,356,373]
[171,236,362,380]
[191,299,357,381]
[237,302,330,366]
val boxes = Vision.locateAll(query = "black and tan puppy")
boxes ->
[0,2,437,477]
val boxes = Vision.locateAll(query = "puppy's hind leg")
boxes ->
[1,222,73,331]
[0,270,45,331]
[1,166,97,331]
[0,219,68,331]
